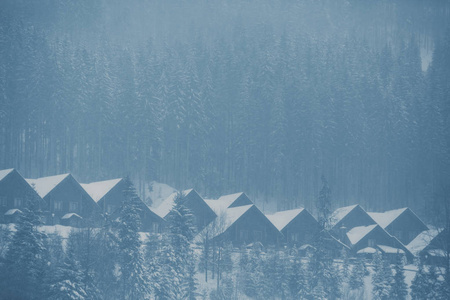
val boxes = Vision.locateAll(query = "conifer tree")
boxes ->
[372,252,392,300]
[117,177,151,299]
[410,259,429,300]
[0,202,50,299]
[349,259,365,294]
[390,254,408,300]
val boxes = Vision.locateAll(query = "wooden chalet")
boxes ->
[0,169,45,223]
[408,227,449,266]
[344,224,413,261]
[155,189,216,232]
[82,178,165,233]
[328,204,376,240]
[368,208,428,245]
[199,202,283,247]
[266,208,320,246]
[26,174,100,226]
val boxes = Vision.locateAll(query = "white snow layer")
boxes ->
[346,224,378,245]
[154,189,193,218]
[61,213,82,220]
[26,173,70,198]
[357,247,377,254]
[368,208,408,229]
[4,208,22,216]
[266,208,304,231]
[329,204,358,228]
[407,227,440,256]
[0,168,14,182]
[377,244,405,254]
[81,178,122,202]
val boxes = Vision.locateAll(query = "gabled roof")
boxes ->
[266,208,305,231]
[217,192,244,207]
[368,208,409,229]
[407,227,441,256]
[204,192,252,213]
[61,213,82,220]
[357,247,377,254]
[198,204,254,239]
[81,178,122,202]
[4,208,22,216]
[0,168,14,182]
[346,224,378,245]
[154,189,195,218]
[26,174,71,198]
[329,204,359,228]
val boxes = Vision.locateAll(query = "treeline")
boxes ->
[0,185,448,299]
[0,0,450,212]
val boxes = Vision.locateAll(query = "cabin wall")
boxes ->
[184,193,216,232]
[97,180,127,214]
[283,212,320,246]
[0,171,42,222]
[220,207,281,247]
[386,210,428,245]
[334,207,375,236]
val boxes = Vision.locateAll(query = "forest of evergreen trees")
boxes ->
[0,0,449,213]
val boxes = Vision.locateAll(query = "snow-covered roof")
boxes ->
[26,174,70,198]
[427,249,446,257]
[346,224,378,245]
[368,208,408,229]
[154,189,194,218]
[266,208,305,231]
[0,168,14,182]
[148,181,177,208]
[407,227,441,256]
[4,208,22,216]
[216,192,244,207]
[357,247,377,254]
[377,244,405,254]
[329,204,358,228]
[197,204,253,239]
[81,178,122,202]
[61,213,82,220]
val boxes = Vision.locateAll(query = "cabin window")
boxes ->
[239,230,248,241]
[152,222,159,233]
[254,230,263,242]
[0,196,7,206]
[69,201,78,212]
[54,201,63,211]
[368,239,375,247]
[13,197,23,207]
[291,233,299,242]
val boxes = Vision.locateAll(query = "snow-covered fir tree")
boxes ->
[372,251,392,300]
[390,254,408,300]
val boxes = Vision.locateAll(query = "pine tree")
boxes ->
[410,259,429,300]
[372,252,392,300]
[390,254,408,300]
[0,202,50,299]
[317,176,332,229]
[349,259,365,292]
[117,177,151,299]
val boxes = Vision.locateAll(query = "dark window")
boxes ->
[0,196,7,206]
[13,197,23,208]
[54,201,63,211]
[291,233,299,242]
[368,239,375,247]
[152,222,159,233]
[69,201,78,212]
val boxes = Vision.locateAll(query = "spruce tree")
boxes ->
[0,202,50,299]
[372,252,392,300]
[117,177,151,299]
[390,254,408,300]
[410,260,429,300]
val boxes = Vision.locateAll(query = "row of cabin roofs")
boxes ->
[0,168,446,263]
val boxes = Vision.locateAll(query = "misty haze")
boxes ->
[0,1,449,299]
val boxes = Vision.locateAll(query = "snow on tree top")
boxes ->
[0,168,14,182]
[4,208,22,216]
[329,204,359,228]
[407,227,440,256]
[25,173,70,198]
[266,208,305,231]
[81,178,122,202]
[154,189,193,218]
[346,224,378,245]
[61,213,82,220]
[357,247,377,254]
[377,244,405,254]
[368,208,408,229]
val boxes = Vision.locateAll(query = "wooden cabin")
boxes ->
[199,204,283,247]
[408,227,449,266]
[329,204,376,240]
[26,174,100,226]
[82,178,165,233]
[266,208,320,246]
[0,169,45,223]
[344,224,413,261]
[368,208,428,245]
[156,189,216,232]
